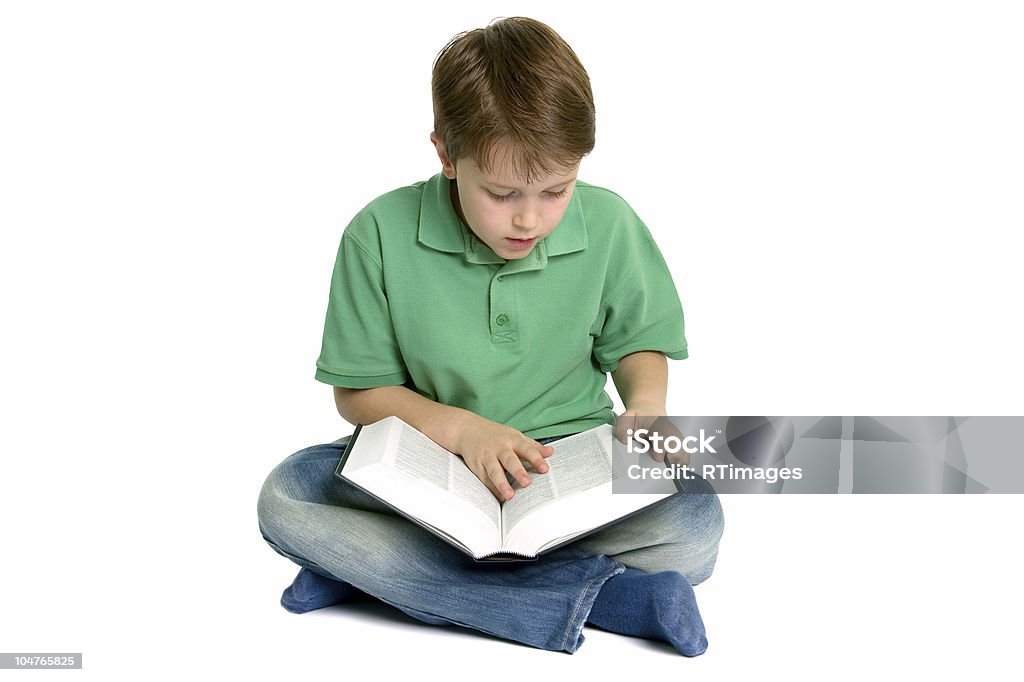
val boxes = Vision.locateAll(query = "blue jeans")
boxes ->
[257,435,724,653]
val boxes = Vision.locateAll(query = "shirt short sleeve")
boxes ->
[591,227,688,373]
[314,213,409,388]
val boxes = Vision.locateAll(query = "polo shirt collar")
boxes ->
[418,173,588,268]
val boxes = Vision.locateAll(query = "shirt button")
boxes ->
[495,314,509,326]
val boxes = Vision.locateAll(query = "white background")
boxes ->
[1,1,1022,679]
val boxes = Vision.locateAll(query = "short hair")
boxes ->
[431,17,596,182]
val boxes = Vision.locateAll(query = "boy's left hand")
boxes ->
[615,409,690,466]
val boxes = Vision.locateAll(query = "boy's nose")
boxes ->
[513,206,540,231]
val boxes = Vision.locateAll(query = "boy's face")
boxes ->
[431,135,579,260]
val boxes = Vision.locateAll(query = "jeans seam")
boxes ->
[561,562,626,652]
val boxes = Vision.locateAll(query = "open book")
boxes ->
[334,416,676,561]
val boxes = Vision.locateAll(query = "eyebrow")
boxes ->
[488,177,577,192]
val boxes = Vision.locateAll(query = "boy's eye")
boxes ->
[486,189,569,202]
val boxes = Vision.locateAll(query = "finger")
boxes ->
[466,460,503,500]
[653,416,684,441]
[624,425,662,463]
[640,427,665,463]
[485,459,515,500]
[517,442,550,474]
[650,417,682,464]
[614,412,638,444]
[668,450,691,467]
[482,477,505,501]
[499,450,534,487]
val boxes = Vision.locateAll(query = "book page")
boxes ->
[391,422,500,531]
[501,428,612,536]
[393,426,451,489]
[517,489,673,556]
[499,424,673,556]
[542,429,612,492]
[500,465,556,533]
[340,417,504,558]
[449,455,502,531]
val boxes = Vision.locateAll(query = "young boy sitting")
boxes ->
[257,16,724,656]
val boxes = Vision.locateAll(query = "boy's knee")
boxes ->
[256,446,327,546]
[257,465,291,548]
[649,484,726,583]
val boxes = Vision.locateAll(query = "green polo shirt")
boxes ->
[315,173,687,439]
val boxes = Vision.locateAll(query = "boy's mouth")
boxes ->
[505,237,536,250]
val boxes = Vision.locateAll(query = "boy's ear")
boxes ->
[430,132,457,180]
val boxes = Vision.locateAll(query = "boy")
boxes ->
[258,16,724,656]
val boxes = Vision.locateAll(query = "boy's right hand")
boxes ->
[452,414,553,501]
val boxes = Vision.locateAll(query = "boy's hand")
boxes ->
[615,409,690,466]
[452,414,553,501]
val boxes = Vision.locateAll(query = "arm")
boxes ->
[610,351,685,463]
[610,350,668,417]
[334,385,551,501]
